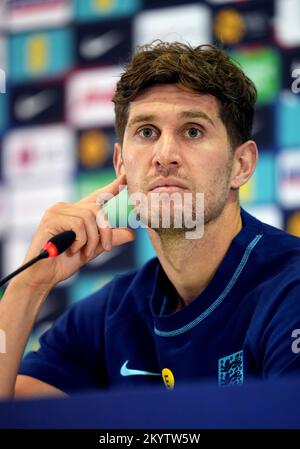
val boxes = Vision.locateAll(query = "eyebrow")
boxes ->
[127,114,156,128]
[179,110,215,127]
[127,110,215,129]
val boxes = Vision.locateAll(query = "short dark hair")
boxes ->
[112,40,257,149]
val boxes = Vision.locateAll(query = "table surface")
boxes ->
[0,380,299,429]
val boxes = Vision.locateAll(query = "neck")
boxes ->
[147,200,242,308]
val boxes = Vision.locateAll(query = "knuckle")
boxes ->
[44,202,66,217]
[84,208,95,221]
[75,217,85,229]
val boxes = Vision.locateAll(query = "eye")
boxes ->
[137,127,157,139]
[184,127,203,138]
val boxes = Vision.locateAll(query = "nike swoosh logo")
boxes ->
[80,30,123,59]
[120,360,161,377]
[15,91,55,121]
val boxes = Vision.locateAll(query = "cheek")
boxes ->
[123,146,149,176]
[123,147,134,164]
[192,153,231,189]
[124,154,140,180]
[122,152,143,192]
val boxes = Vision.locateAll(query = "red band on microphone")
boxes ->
[43,241,58,258]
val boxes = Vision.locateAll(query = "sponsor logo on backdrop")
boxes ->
[277,150,300,208]
[15,90,54,120]
[8,0,72,32]
[66,66,121,128]
[76,18,131,66]
[9,182,74,231]
[11,82,64,124]
[79,129,110,169]
[27,33,49,74]
[80,29,123,59]
[230,47,280,104]
[10,28,72,82]
[3,125,76,182]
[214,4,271,45]
[74,0,141,22]
[134,4,211,47]
[275,0,300,47]
[214,9,245,45]
[13,90,55,121]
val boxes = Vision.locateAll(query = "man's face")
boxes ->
[115,83,236,232]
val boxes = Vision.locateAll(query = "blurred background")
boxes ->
[0,0,299,352]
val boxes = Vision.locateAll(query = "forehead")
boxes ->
[127,84,221,120]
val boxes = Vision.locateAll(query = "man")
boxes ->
[1,41,300,398]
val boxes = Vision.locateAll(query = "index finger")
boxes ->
[79,173,127,206]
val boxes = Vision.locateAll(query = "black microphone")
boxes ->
[0,230,76,288]
[41,230,76,258]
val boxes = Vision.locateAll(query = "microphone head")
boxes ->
[43,230,76,257]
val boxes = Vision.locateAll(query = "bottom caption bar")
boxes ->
[0,429,299,447]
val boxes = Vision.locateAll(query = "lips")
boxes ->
[149,186,188,194]
[148,178,189,192]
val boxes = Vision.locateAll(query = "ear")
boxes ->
[113,142,126,177]
[230,140,258,189]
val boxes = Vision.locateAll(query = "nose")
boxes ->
[152,131,181,173]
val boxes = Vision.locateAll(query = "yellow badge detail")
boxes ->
[93,0,114,12]
[214,9,245,45]
[79,130,109,168]
[162,368,175,390]
[27,34,49,73]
